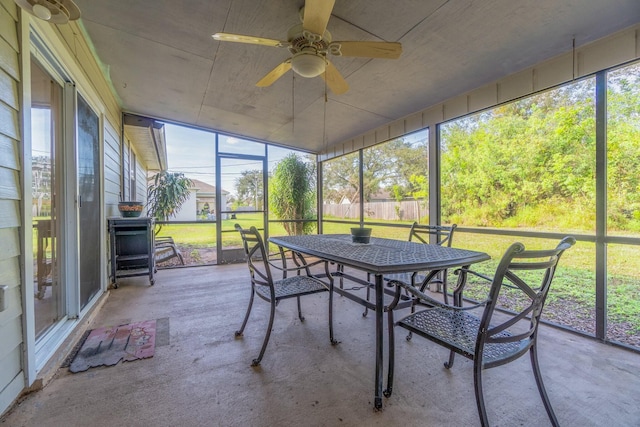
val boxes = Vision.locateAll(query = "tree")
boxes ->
[439,78,598,227]
[270,154,316,235]
[147,171,193,233]
[236,169,263,209]
[409,174,428,222]
[322,138,426,205]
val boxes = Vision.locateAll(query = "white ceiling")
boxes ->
[74,0,640,153]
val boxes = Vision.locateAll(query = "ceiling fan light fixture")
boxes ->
[33,3,52,20]
[14,0,81,24]
[291,52,326,78]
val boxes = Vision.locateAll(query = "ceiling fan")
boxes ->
[14,0,81,24]
[212,0,402,95]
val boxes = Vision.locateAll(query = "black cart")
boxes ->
[108,217,155,287]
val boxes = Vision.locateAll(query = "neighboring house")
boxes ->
[339,195,354,205]
[337,189,393,204]
[168,179,228,221]
[169,187,198,222]
[191,179,228,219]
[369,190,393,202]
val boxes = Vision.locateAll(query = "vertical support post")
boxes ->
[595,70,607,340]
[215,133,222,263]
[429,124,440,231]
[262,144,269,242]
[374,273,384,410]
[317,159,323,234]
[358,149,364,227]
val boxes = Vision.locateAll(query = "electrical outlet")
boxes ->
[0,285,8,311]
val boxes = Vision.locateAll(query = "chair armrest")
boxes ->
[455,267,493,283]
[267,258,326,273]
[155,236,175,244]
[388,280,487,311]
[455,267,518,290]
[267,247,326,276]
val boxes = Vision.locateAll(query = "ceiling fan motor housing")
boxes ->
[287,24,331,55]
[287,24,331,78]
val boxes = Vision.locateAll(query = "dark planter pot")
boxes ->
[350,227,372,244]
[118,201,144,218]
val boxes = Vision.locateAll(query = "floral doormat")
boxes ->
[68,319,156,373]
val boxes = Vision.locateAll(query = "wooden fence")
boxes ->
[322,200,427,221]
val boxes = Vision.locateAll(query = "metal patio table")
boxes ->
[269,234,490,409]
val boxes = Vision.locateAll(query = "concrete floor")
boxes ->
[2,263,640,427]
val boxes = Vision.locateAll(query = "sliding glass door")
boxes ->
[31,59,64,339]
[77,94,101,308]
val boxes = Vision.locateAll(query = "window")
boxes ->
[606,61,640,346]
[439,79,598,335]
[130,150,137,200]
[321,151,360,233]
[267,145,317,236]
[440,80,596,232]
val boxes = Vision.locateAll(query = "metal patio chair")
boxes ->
[363,222,457,317]
[154,236,184,265]
[234,224,336,366]
[392,236,575,427]
[387,222,458,297]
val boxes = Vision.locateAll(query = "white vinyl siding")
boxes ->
[104,120,122,217]
[0,0,25,415]
[135,156,146,205]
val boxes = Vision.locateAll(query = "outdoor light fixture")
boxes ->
[32,3,52,20]
[291,50,326,78]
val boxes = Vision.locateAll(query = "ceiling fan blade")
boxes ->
[256,60,292,87]
[303,0,336,36]
[321,61,349,95]
[331,41,403,59]
[212,33,288,48]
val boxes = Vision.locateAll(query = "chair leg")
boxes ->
[338,264,344,289]
[363,284,371,317]
[530,345,560,427]
[296,296,305,322]
[473,360,490,427]
[384,307,395,398]
[329,283,339,345]
[405,302,415,341]
[252,298,276,366]
[235,289,255,337]
[442,274,450,305]
[444,350,456,369]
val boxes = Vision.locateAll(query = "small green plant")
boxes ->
[190,249,202,262]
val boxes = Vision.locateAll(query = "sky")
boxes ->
[163,123,304,197]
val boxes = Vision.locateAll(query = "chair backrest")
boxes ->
[235,224,275,288]
[476,236,576,366]
[408,222,457,247]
